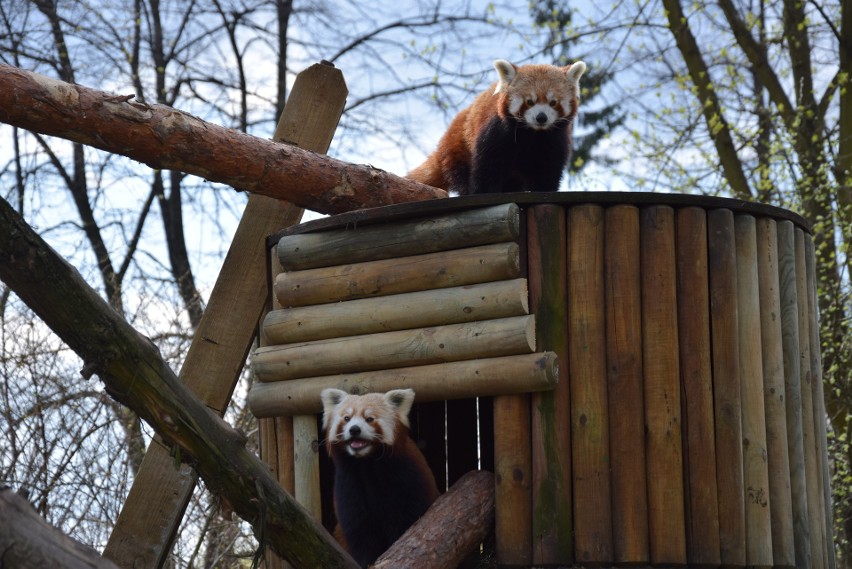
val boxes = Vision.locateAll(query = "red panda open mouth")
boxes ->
[348,438,369,450]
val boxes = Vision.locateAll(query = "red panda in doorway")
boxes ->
[407,59,586,195]
[320,388,439,568]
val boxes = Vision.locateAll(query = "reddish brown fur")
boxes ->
[408,60,585,195]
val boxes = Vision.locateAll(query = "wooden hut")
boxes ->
[249,193,834,568]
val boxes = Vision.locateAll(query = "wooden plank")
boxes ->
[248,352,560,417]
[675,206,721,566]
[796,228,826,569]
[777,220,812,569]
[640,205,686,565]
[253,315,536,381]
[103,61,347,568]
[277,203,519,270]
[734,214,773,569]
[275,242,521,307]
[756,217,796,568]
[263,279,529,344]
[604,204,648,564]
[568,204,612,564]
[708,209,747,566]
[805,234,837,569]
[526,204,572,564]
[493,392,532,566]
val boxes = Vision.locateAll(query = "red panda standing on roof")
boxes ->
[407,59,586,195]
[321,388,439,569]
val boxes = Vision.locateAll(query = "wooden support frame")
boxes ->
[103,61,348,568]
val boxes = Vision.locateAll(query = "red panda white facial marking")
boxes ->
[494,58,587,131]
[320,388,415,458]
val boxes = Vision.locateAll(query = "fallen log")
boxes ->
[0,487,121,569]
[0,63,447,214]
[371,470,495,569]
[0,196,358,569]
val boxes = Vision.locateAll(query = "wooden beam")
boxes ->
[247,352,560,417]
[103,62,347,568]
[0,63,446,215]
[252,315,537,381]
[262,279,529,344]
[277,203,519,270]
[0,194,359,569]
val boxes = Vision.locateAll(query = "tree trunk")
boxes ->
[0,196,359,569]
[0,63,447,215]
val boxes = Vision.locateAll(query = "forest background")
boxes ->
[0,0,849,566]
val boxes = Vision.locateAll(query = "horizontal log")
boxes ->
[275,242,521,307]
[0,488,121,569]
[372,470,496,569]
[252,315,536,381]
[248,352,559,417]
[263,279,529,344]
[0,64,446,214]
[277,203,519,270]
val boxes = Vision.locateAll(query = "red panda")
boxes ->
[407,59,586,195]
[320,388,439,568]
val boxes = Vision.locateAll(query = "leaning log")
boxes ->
[0,63,447,214]
[371,470,495,569]
[0,197,358,569]
[0,487,121,569]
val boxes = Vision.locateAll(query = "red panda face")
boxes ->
[494,59,586,131]
[320,388,415,458]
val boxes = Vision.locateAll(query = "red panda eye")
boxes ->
[366,417,375,423]
[526,98,534,106]
[549,100,557,107]
[343,416,351,422]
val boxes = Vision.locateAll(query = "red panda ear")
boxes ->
[320,388,348,430]
[384,389,415,427]
[493,59,516,93]
[566,61,587,82]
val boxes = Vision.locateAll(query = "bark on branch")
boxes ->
[0,63,446,214]
[0,196,359,569]
[0,488,121,569]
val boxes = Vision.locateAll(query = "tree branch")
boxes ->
[0,194,359,569]
[661,0,753,200]
[0,64,447,214]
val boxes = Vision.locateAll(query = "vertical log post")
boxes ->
[796,229,827,569]
[527,204,572,564]
[708,209,747,566]
[777,220,812,569]
[675,207,721,565]
[805,235,837,569]
[735,215,773,569]
[640,205,686,565]
[605,205,649,564]
[568,205,613,563]
[756,217,796,568]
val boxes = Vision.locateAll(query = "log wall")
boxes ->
[249,194,834,568]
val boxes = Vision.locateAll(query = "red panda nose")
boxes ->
[349,425,361,437]
[535,112,548,124]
